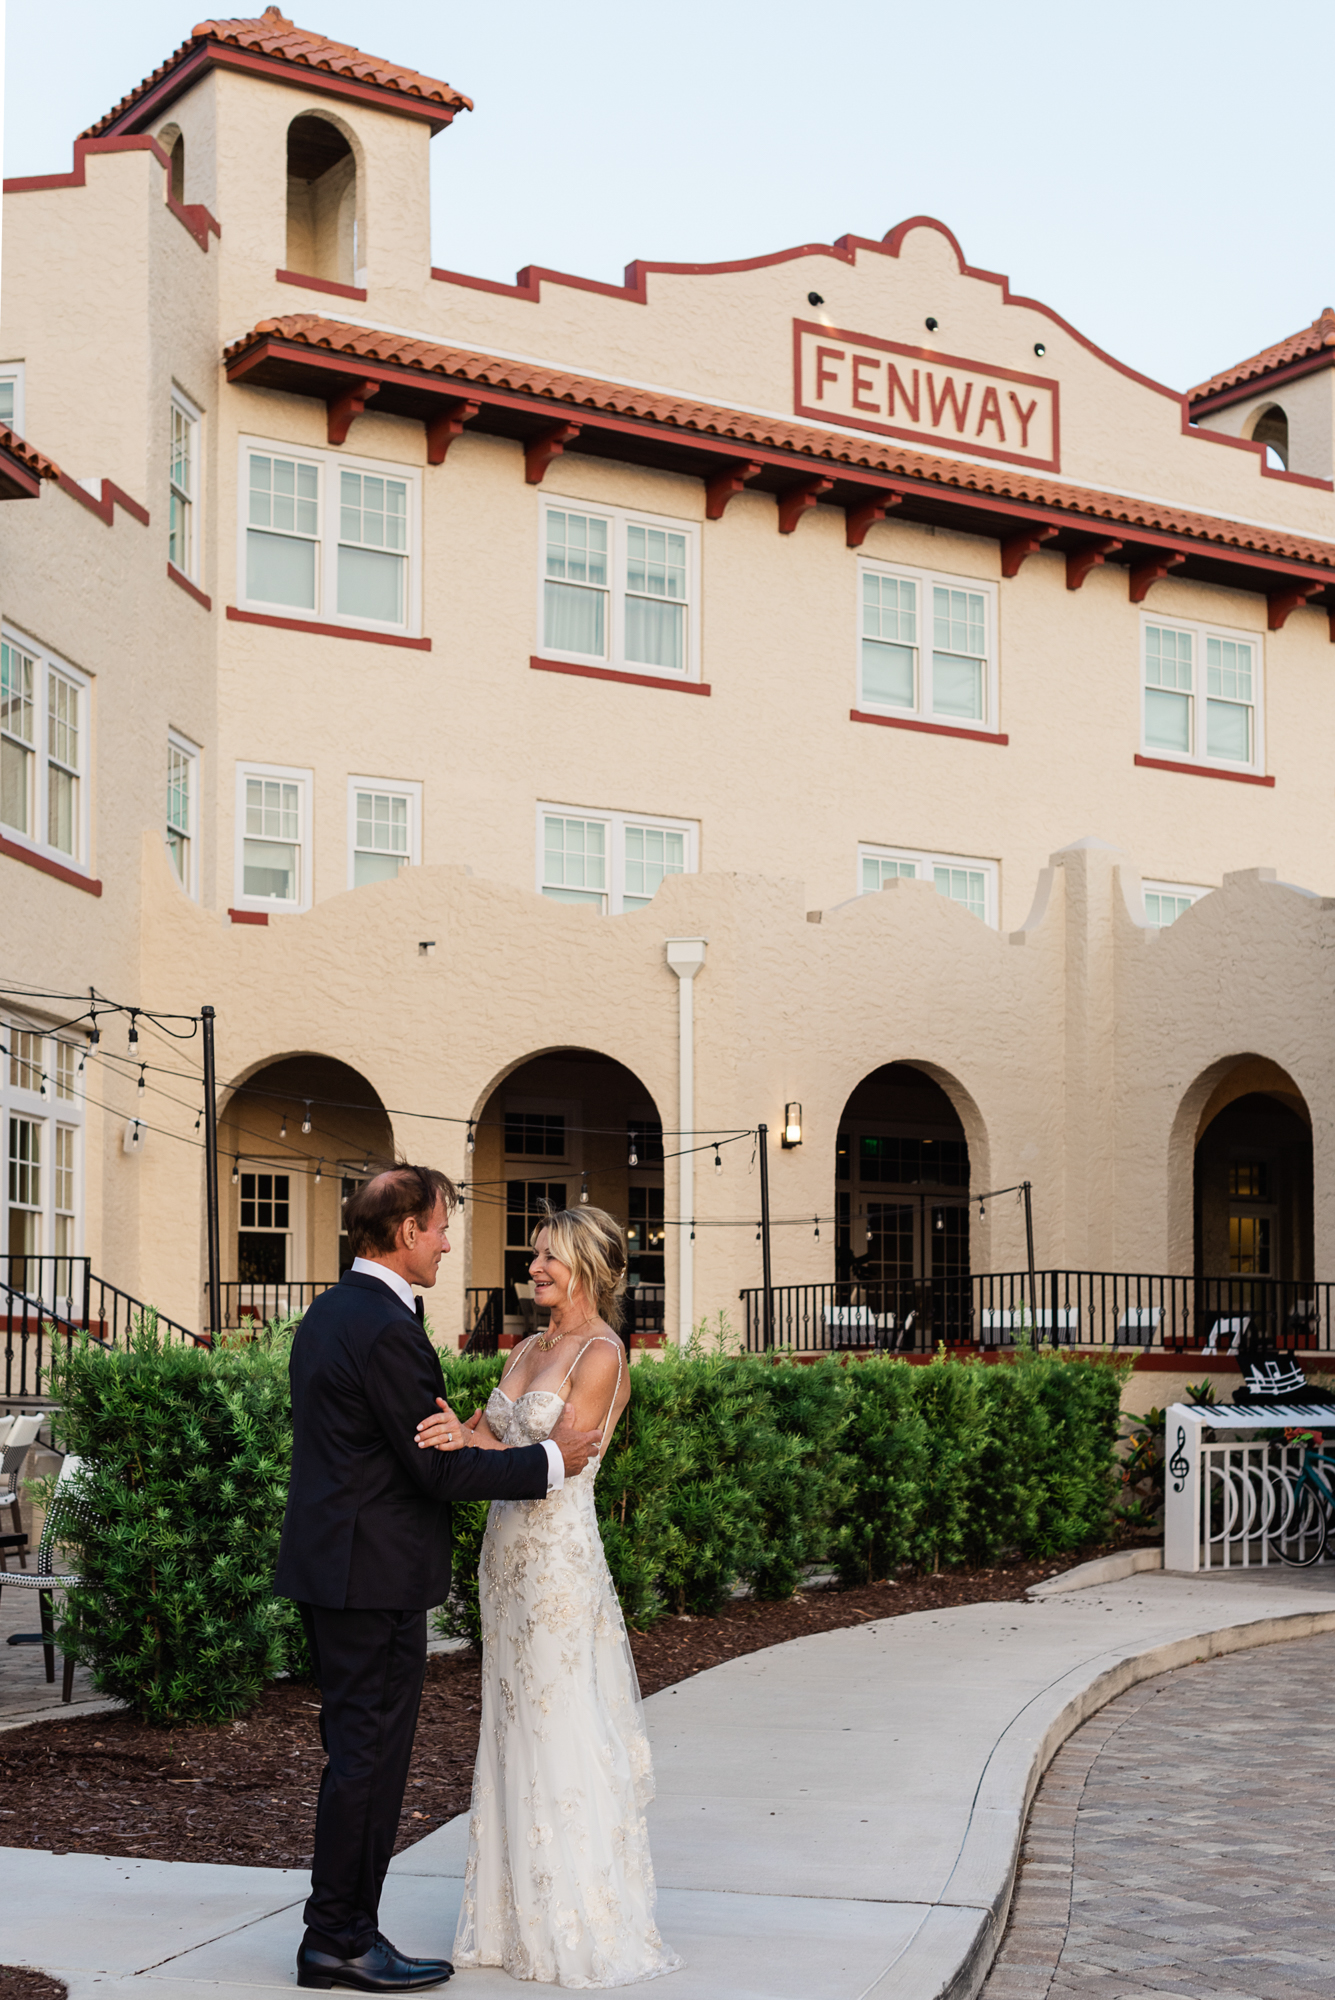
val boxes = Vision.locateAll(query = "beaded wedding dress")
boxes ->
[452,1339,682,1989]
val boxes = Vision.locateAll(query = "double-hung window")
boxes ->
[235,762,312,913]
[2,1016,84,1294]
[169,390,201,578]
[1,631,89,869]
[540,498,700,682]
[348,777,420,888]
[1142,618,1262,772]
[0,364,25,436]
[1142,880,1212,928]
[167,732,200,894]
[858,843,998,926]
[239,437,420,635]
[858,561,997,728]
[538,803,697,914]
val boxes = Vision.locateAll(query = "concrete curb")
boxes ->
[1026,1546,1163,1596]
[933,1600,1335,2000]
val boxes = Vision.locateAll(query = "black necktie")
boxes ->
[415,1297,425,1323]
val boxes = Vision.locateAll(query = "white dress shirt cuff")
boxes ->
[541,1438,565,1493]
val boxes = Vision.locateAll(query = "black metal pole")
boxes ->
[758,1122,775,1352]
[1023,1179,1038,1349]
[201,1005,221,1342]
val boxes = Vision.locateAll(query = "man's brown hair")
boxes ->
[342,1165,458,1257]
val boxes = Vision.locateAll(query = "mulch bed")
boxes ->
[0,1974,65,2000]
[0,1549,1129,1871]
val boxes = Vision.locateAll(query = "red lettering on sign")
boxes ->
[927,373,972,433]
[886,365,920,422]
[975,385,1005,442]
[851,354,881,412]
[815,346,845,399]
[1008,393,1038,449]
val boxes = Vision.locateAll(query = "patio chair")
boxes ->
[822,1305,884,1348]
[0,1452,90,1701]
[1204,1314,1249,1355]
[1115,1306,1163,1345]
[0,1413,44,1568]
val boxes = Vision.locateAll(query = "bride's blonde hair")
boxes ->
[533,1203,627,1332]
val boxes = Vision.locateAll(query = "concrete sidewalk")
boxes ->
[5,1564,1335,2000]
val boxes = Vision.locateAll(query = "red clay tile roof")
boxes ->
[1189,308,1335,405]
[226,313,1335,574]
[81,7,471,140]
[0,427,59,481]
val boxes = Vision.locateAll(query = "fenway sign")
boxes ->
[794,320,1060,472]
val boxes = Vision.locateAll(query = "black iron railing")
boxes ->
[3,1255,203,1403]
[215,1279,338,1330]
[464,1287,504,1355]
[738,1273,1335,1356]
[624,1285,666,1340]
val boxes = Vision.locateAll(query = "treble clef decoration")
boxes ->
[1168,1423,1190,1493]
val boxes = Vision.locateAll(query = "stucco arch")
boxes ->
[1166,1053,1310,1271]
[285,109,366,285]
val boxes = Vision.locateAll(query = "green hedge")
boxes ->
[46,1317,1128,1719]
[437,1340,1127,1644]
[46,1314,306,1725]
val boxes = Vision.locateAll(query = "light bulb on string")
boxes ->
[280,1113,287,1140]
[137,1065,146,1094]
[314,1159,323,1184]
[755,1220,762,1242]
[301,1104,312,1135]
[231,1157,239,1184]
[813,1215,820,1241]
[194,1105,202,1133]
[628,1139,638,1167]
[714,1146,723,1176]
[978,1198,986,1222]
[127,1010,139,1051]
[466,1122,475,1154]
[580,1173,588,1205]
[39,1072,48,1101]
[934,1210,944,1232]
[690,1219,696,1241]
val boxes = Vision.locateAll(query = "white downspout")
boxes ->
[665,937,707,1346]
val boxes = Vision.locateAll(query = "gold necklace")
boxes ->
[534,1317,594,1352]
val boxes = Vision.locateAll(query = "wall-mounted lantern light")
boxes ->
[782,1102,803,1148]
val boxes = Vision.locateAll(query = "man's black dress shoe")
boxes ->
[296,1938,453,1991]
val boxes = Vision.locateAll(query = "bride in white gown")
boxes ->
[440,1205,681,1989]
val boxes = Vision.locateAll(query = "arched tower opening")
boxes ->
[286,114,359,285]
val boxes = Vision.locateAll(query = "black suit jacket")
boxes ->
[275,1269,550,1610]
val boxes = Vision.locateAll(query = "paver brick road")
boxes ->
[984,1631,1335,2000]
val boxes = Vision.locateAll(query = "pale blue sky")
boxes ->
[4,1,1327,395]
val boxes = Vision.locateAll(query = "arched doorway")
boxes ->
[467,1049,665,1347]
[834,1063,972,1345]
[218,1053,393,1326]
[1193,1058,1312,1286]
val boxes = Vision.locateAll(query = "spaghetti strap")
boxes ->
[558,1335,625,1451]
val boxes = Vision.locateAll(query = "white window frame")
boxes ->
[346,776,421,890]
[2,1013,85,1294]
[858,842,999,927]
[1,627,92,874]
[235,1155,304,1285]
[535,801,698,915]
[537,494,702,684]
[167,728,201,898]
[169,387,202,581]
[856,557,1000,730]
[234,761,313,914]
[1140,613,1264,775]
[0,363,26,437]
[236,434,422,637]
[1142,879,1212,928]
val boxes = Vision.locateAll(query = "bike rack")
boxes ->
[1165,1401,1335,1571]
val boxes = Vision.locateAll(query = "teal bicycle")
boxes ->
[1267,1434,1335,1565]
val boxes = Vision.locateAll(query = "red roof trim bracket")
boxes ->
[705,460,761,519]
[777,477,833,534]
[1001,526,1058,578]
[426,400,479,465]
[4,138,220,253]
[1067,539,1123,591]
[851,709,1008,746]
[531,657,711,696]
[845,492,902,548]
[525,423,580,485]
[58,471,150,527]
[0,834,103,894]
[1134,754,1274,788]
[226,606,430,650]
[1129,553,1186,603]
[1267,582,1324,631]
[326,379,380,446]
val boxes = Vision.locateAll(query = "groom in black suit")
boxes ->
[276,1164,599,1993]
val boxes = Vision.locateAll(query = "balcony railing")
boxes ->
[3,1255,204,1403]
[216,1279,339,1330]
[737,1273,1335,1356]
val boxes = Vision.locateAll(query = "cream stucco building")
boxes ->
[4,9,1335,1395]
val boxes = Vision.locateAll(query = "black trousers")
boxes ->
[298,1602,428,1959]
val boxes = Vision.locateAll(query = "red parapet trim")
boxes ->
[167,562,212,610]
[531,656,711,695]
[0,833,102,895]
[225,606,431,650]
[1134,753,1275,787]
[277,268,368,302]
[57,470,150,527]
[850,708,1008,746]
[228,907,269,925]
[5,138,219,253]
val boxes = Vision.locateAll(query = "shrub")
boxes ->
[47,1312,306,1726]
